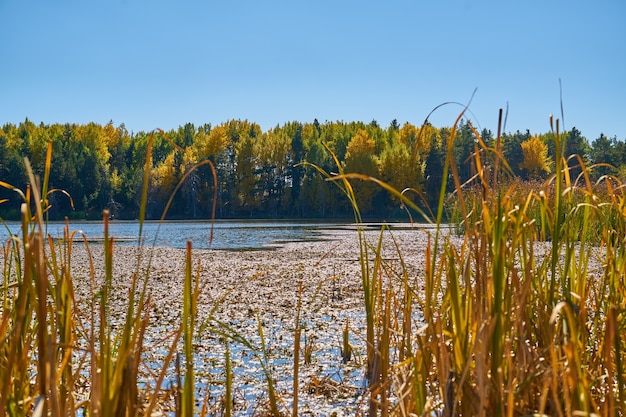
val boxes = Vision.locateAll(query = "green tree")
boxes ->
[545,127,589,179]
[48,124,79,216]
[320,121,362,162]
[106,123,134,218]
[564,127,590,161]
[0,123,26,217]
[47,123,107,218]
[298,123,335,217]
[301,140,336,217]
[178,123,196,148]
[501,130,532,178]
[452,121,477,183]
[180,147,201,218]
[589,133,625,179]
[218,120,262,216]
[424,127,448,210]
[283,122,305,217]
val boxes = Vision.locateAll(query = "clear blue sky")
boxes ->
[1,0,624,141]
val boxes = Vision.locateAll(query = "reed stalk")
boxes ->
[182,240,195,417]
[1,107,625,416]
[208,313,282,416]
[224,340,233,417]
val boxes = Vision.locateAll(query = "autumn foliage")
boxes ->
[0,118,622,220]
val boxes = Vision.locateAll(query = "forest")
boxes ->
[1,117,625,221]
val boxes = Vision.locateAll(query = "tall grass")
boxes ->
[1,109,625,417]
[315,103,626,416]
[0,136,203,416]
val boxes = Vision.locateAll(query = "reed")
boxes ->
[310,100,626,416]
[418,114,625,415]
[224,340,233,417]
[181,240,196,417]
[1,108,625,416]
[206,313,283,416]
[0,137,194,416]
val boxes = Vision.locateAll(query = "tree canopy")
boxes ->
[0,118,623,221]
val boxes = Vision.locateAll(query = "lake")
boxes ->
[0,220,359,250]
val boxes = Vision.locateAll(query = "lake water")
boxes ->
[0,220,357,250]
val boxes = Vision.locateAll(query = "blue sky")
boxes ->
[1,0,624,141]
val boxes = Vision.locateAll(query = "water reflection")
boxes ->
[0,220,352,250]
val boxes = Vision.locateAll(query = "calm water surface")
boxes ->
[0,220,354,250]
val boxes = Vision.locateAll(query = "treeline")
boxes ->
[1,118,625,221]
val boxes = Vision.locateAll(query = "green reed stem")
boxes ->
[182,240,195,417]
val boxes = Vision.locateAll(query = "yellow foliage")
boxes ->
[180,147,199,173]
[344,129,379,212]
[256,130,290,166]
[73,123,112,169]
[151,152,178,194]
[102,121,119,149]
[345,129,376,161]
[301,123,319,147]
[379,141,423,199]
[195,125,228,158]
[398,122,432,157]
[519,135,552,177]
[110,168,122,193]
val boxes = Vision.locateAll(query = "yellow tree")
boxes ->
[379,140,424,203]
[76,122,111,167]
[255,129,291,214]
[519,135,552,178]
[180,147,201,218]
[344,129,380,213]
[234,133,259,213]
[150,152,178,216]
[102,121,119,150]
[194,125,228,159]
[398,122,433,163]
[28,122,51,171]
